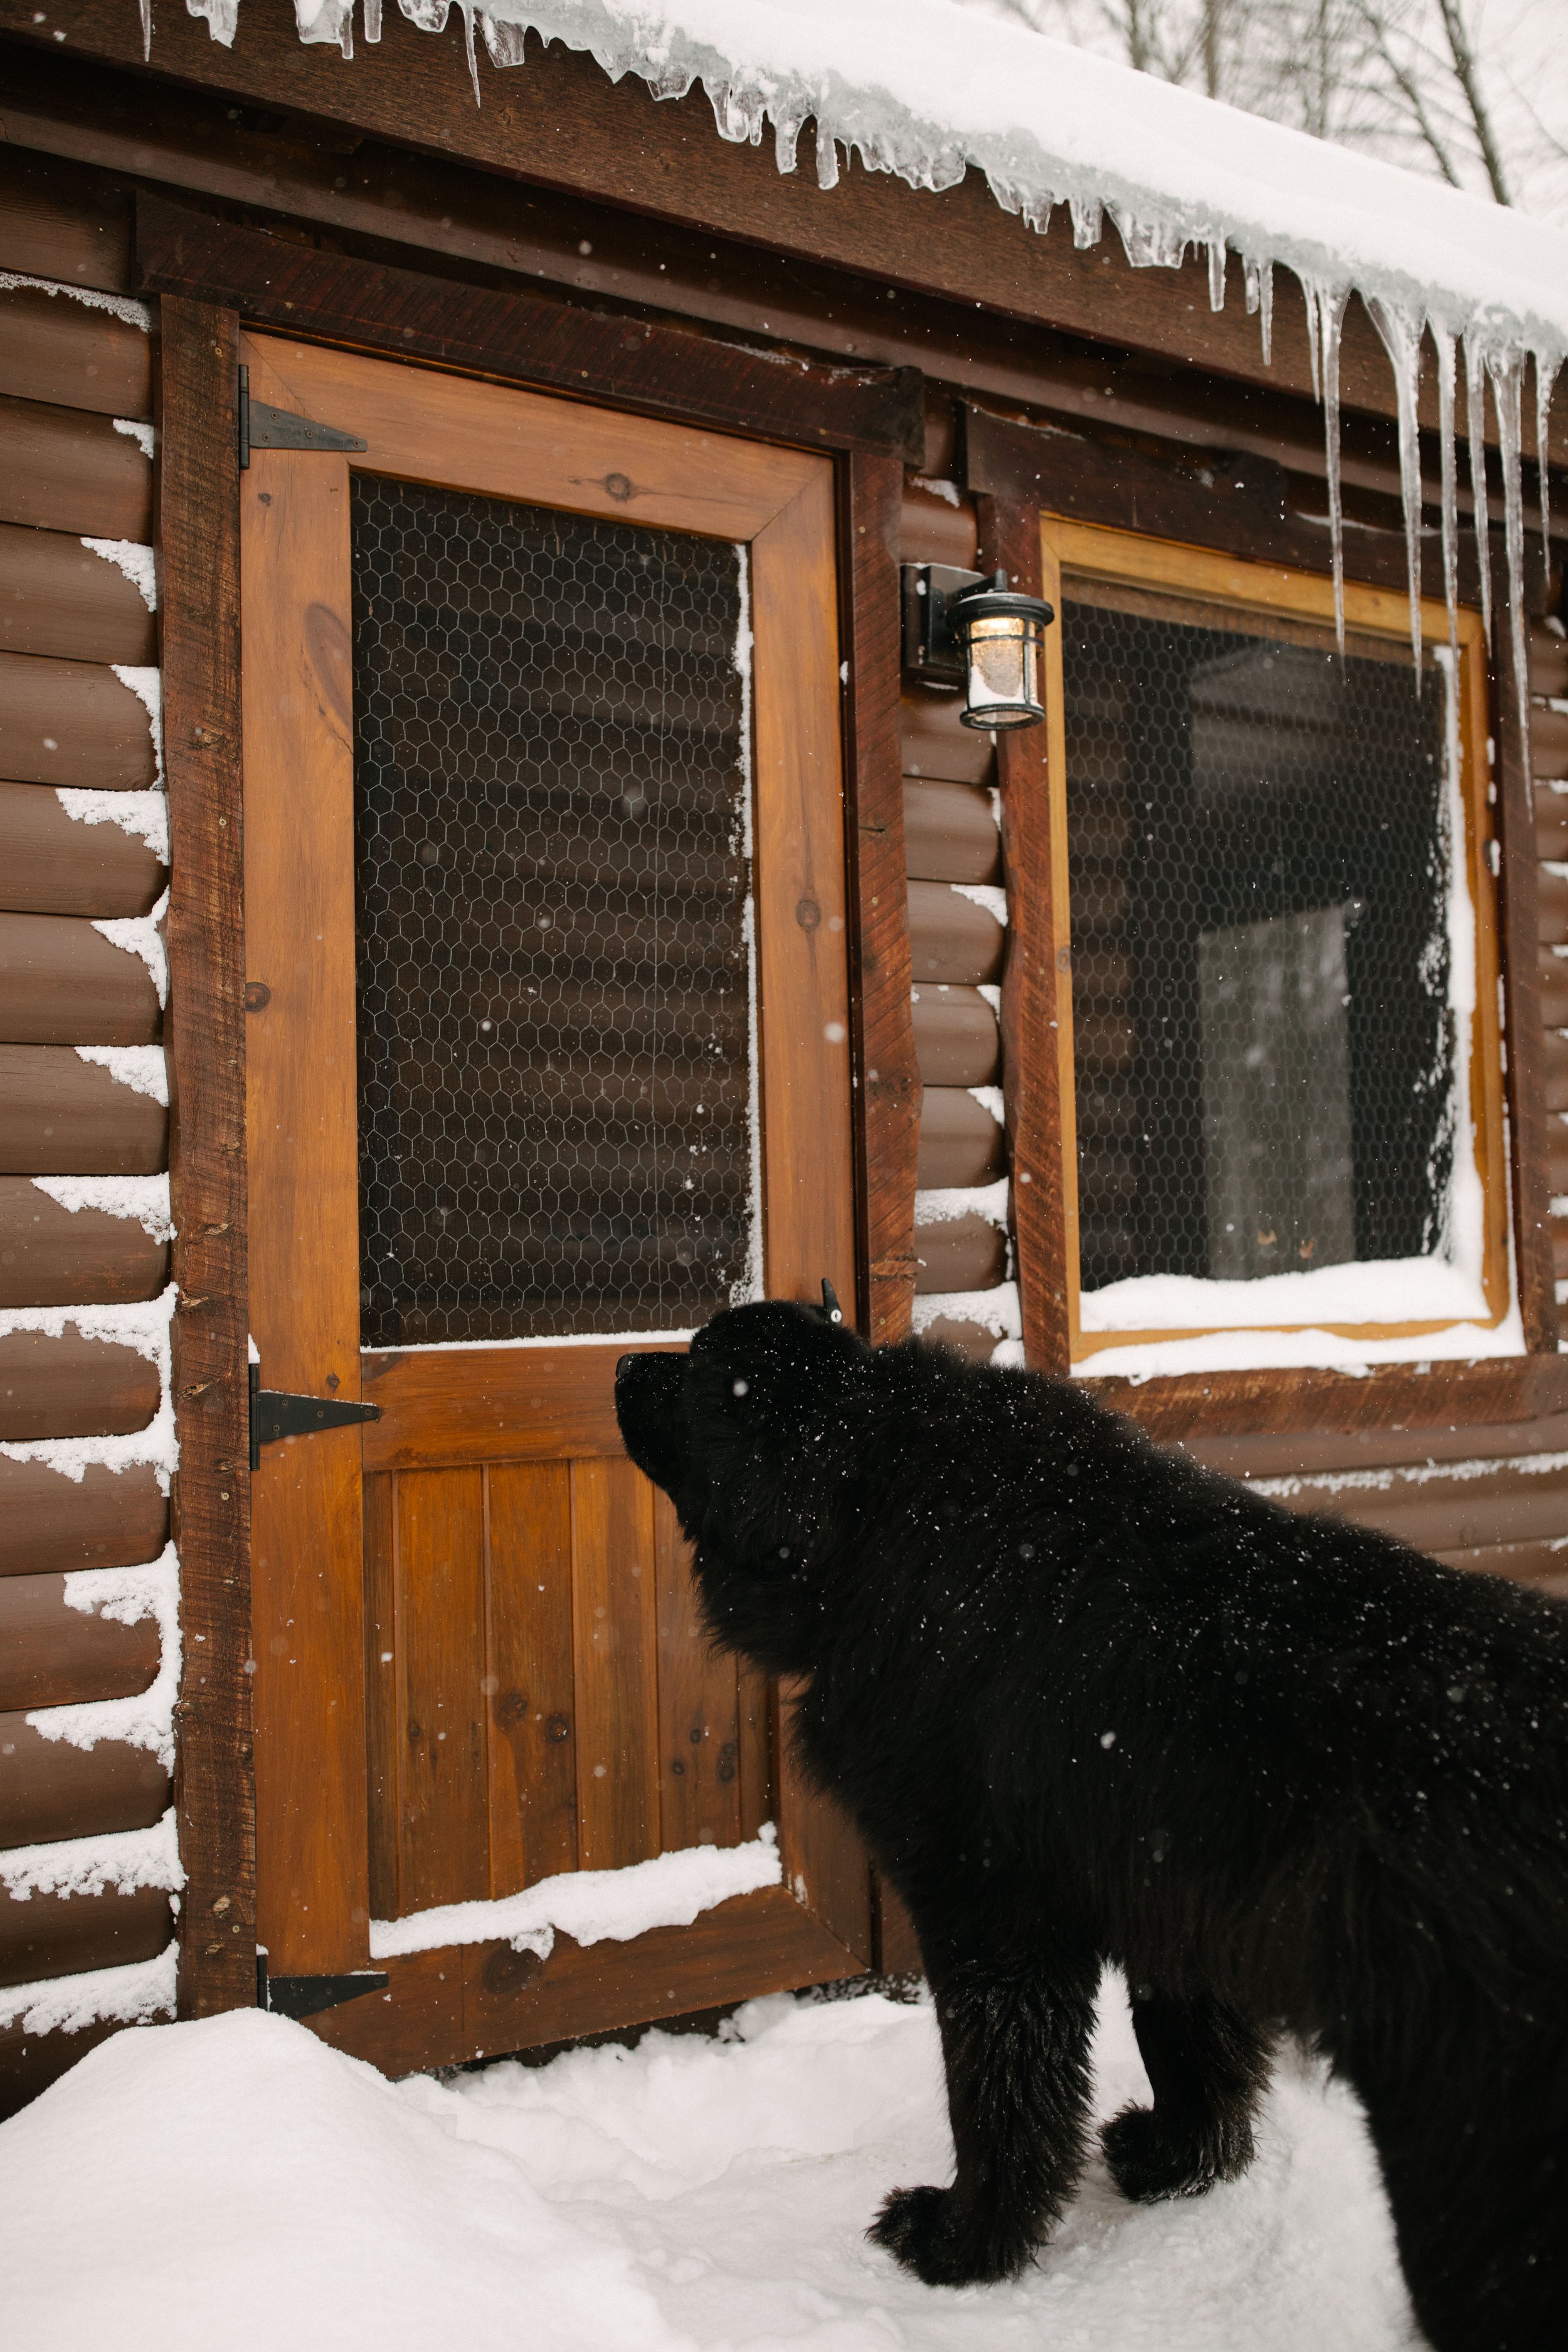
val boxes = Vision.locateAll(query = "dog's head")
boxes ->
[615,1298,872,1673]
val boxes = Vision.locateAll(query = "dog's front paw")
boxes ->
[1101,2104,1254,2203]
[867,2185,1027,2286]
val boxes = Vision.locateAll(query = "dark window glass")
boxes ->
[1062,585,1451,1298]
[352,475,753,1346]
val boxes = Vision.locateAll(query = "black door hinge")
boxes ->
[250,1360,381,1471]
[238,363,367,469]
[257,1952,388,2020]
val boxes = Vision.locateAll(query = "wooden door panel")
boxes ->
[486,1461,576,1897]
[655,1489,743,1854]
[359,1340,684,1470]
[395,1468,488,1913]
[363,1471,398,1922]
[570,1456,660,1872]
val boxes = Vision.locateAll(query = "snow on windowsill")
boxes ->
[1079,1256,1490,1334]
[1073,1307,1525,1384]
[370,1824,781,1963]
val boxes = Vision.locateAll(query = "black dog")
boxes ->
[616,1301,1568,2351]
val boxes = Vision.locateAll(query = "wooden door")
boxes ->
[240,336,870,2073]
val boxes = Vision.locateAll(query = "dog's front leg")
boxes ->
[870,1932,1099,2287]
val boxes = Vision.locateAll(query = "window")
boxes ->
[1037,521,1507,1367]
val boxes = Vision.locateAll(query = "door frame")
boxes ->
[239,333,883,2069]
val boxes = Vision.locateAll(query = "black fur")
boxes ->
[615,1304,1568,2349]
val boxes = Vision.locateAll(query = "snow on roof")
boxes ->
[227,0,1568,364]
[178,0,1563,699]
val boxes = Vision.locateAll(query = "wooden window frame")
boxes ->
[1037,514,1510,1369]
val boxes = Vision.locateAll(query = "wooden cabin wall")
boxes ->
[894,479,1017,1355]
[0,159,179,2117]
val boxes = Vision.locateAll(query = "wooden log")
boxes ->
[1530,633,1568,701]
[0,780,166,919]
[0,1882,171,1991]
[0,2016,131,2126]
[906,879,1005,985]
[903,778,1000,884]
[0,282,151,420]
[1532,704,1568,778]
[1094,1355,1568,1441]
[1550,1122,1568,1198]
[0,1459,167,1579]
[916,1086,1007,1188]
[1540,970,1568,1030]
[0,1177,167,1308]
[911,984,1000,1086]
[912,1209,1008,1293]
[1434,1540,1568,1596]
[1251,1456,1568,1559]
[0,649,157,790]
[0,1045,167,1173]
[0,1570,160,1712]
[912,1313,1002,1362]
[0,1330,160,1443]
[900,687,993,785]
[0,521,155,667]
[1537,864,1568,946]
[1544,1027,1568,1113]
[0,1714,169,1849]
[899,480,977,569]
[0,395,152,543]
[1183,1408,1568,1482]
[1536,790,1568,863]
[0,911,161,1045]
[0,143,133,293]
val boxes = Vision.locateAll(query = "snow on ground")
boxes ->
[0,1975,1422,2351]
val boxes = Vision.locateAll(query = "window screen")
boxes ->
[352,476,753,1347]
[1062,584,1453,1300]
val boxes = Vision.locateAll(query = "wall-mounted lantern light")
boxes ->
[900,564,1054,731]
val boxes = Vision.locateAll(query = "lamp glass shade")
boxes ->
[960,610,1049,731]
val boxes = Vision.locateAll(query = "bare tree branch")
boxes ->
[1435,0,1512,199]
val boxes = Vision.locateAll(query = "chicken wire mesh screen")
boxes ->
[352,475,754,1346]
[1062,580,1453,1300]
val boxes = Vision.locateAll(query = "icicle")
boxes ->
[481,11,528,65]
[1305,282,1350,652]
[1244,256,1273,368]
[1464,332,1493,647]
[140,0,152,56]
[1434,323,1459,654]
[1303,276,1322,404]
[458,0,479,102]
[1207,238,1227,313]
[1366,297,1428,675]
[1537,351,1562,593]
[364,0,381,36]
[1068,196,1103,250]
[815,127,840,191]
[1486,344,1534,768]
[773,110,808,176]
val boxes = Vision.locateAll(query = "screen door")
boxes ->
[240,336,868,2074]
